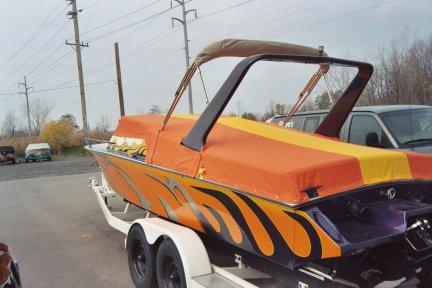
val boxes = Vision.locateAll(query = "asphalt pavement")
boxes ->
[0,157,100,182]
[0,163,135,287]
[0,158,419,288]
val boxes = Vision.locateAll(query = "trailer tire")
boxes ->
[156,238,186,288]
[127,225,156,288]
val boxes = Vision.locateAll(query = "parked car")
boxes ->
[0,146,16,165]
[25,143,52,162]
[267,105,432,154]
[0,243,21,288]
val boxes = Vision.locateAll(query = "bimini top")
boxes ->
[163,39,329,130]
[193,39,327,66]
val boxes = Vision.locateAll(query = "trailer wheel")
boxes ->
[127,225,156,288]
[156,238,186,288]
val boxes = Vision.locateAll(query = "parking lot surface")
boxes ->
[0,158,419,288]
[0,165,135,287]
[0,157,100,182]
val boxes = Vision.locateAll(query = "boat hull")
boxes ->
[89,147,341,269]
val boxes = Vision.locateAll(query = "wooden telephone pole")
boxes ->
[114,43,125,117]
[66,0,89,135]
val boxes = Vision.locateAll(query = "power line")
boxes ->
[75,6,167,67]
[0,80,115,98]
[123,28,176,59]
[27,42,68,76]
[33,80,116,94]
[30,2,184,87]
[122,47,181,75]
[0,0,65,68]
[222,0,337,39]
[31,50,75,82]
[0,91,19,96]
[51,26,179,88]
[263,0,405,40]
[4,21,70,80]
[123,49,182,78]
[194,0,256,21]
[84,3,185,42]
[82,0,103,10]
[190,0,318,41]
[80,0,163,37]
[0,3,68,93]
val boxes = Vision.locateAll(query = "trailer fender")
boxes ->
[130,218,212,280]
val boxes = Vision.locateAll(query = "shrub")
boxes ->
[1,121,113,157]
[0,137,38,157]
[40,120,75,154]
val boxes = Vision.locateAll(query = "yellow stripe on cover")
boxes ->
[171,115,412,184]
[216,117,412,185]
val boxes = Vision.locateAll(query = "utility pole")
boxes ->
[19,76,32,136]
[172,0,197,114]
[66,0,89,135]
[114,42,125,117]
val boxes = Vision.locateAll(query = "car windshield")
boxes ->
[380,108,432,147]
[27,149,50,154]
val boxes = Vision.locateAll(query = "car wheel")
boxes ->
[127,225,156,288]
[156,238,186,288]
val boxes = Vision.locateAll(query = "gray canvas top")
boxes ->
[193,39,327,66]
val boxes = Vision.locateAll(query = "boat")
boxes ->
[87,39,432,287]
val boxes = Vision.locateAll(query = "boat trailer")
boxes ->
[89,175,416,288]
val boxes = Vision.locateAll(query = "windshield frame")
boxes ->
[181,54,373,151]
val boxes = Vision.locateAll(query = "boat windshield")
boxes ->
[380,108,432,147]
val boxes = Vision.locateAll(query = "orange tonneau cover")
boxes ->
[113,115,432,205]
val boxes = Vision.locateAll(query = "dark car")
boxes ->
[0,243,21,288]
[267,105,432,154]
[0,146,16,165]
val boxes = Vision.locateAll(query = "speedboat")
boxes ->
[87,39,432,287]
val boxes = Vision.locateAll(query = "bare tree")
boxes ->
[29,98,54,135]
[94,115,111,132]
[299,99,316,112]
[1,111,21,138]
[324,30,431,107]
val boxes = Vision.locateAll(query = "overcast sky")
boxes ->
[0,0,431,129]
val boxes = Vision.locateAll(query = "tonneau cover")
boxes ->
[112,115,432,204]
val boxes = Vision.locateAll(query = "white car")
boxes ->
[24,143,52,162]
